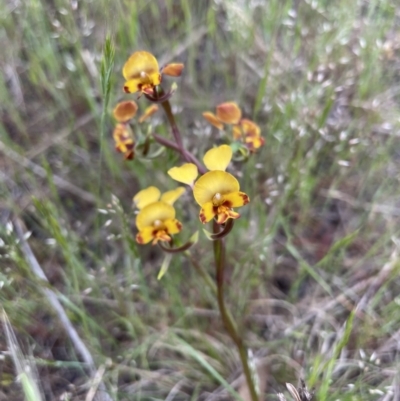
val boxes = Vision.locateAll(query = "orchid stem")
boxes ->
[213,221,259,401]
[161,99,184,149]
[160,98,201,167]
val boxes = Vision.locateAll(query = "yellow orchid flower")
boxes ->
[123,51,184,95]
[168,145,249,224]
[133,186,185,245]
[232,119,265,151]
[136,202,182,245]
[202,102,241,129]
[111,102,160,160]
[113,123,135,160]
[203,102,264,152]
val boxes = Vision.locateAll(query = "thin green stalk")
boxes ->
[213,222,259,401]
[99,35,115,196]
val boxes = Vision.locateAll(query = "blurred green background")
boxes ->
[1,0,400,400]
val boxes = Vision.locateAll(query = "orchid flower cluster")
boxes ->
[110,50,265,401]
[112,50,264,249]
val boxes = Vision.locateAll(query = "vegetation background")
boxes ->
[1,0,400,400]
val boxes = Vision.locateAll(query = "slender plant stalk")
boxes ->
[213,221,259,401]
[161,99,184,150]
[160,99,207,174]
[99,36,115,197]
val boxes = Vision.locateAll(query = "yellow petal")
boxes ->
[133,186,161,209]
[136,226,155,244]
[193,171,239,206]
[199,201,216,224]
[203,145,232,171]
[136,201,176,231]
[168,163,198,185]
[245,135,265,151]
[123,74,161,94]
[164,218,183,235]
[162,63,184,77]
[202,112,224,130]
[138,104,159,123]
[223,191,250,207]
[123,78,142,94]
[113,101,138,122]
[216,102,242,124]
[123,51,160,80]
[240,119,261,137]
[160,187,185,205]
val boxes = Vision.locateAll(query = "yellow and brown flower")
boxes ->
[168,145,249,224]
[123,51,184,95]
[133,186,185,245]
[203,102,264,152]
[113,123,135,160]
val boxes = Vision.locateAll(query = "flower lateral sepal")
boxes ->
[161,63,184,77]
[202,219,234,241]
[158,231,199,253]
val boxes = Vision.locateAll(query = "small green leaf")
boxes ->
[202,228,214,240]
[157,253,173,280]
[189,230,199,244]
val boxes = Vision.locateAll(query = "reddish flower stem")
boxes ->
[160,99,184,151]
[213,221,259,401]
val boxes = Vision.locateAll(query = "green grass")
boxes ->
[1,0,400,400]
